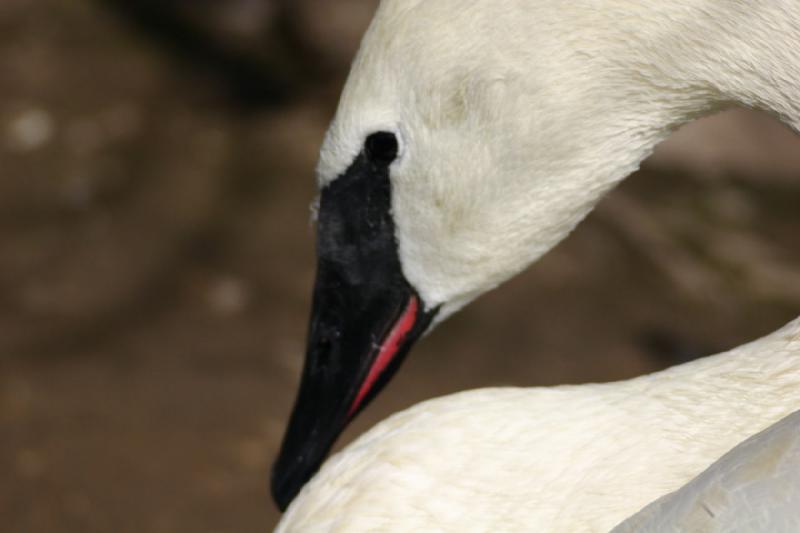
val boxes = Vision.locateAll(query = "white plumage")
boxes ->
[277,0,800,530]
[612,409,800,532]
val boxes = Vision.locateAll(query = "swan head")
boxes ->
[273,0,717,510]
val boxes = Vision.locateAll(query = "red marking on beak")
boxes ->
[348,295,419,417]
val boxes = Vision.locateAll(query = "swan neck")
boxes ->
[674,2,800,131]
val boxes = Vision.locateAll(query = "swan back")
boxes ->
[277,319,800,531]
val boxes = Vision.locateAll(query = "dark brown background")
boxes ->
[2,1,799,531]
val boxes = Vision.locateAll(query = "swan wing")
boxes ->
[612,409,800,532]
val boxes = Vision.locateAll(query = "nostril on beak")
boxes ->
[318,336,332,357]
[314,328,340,369]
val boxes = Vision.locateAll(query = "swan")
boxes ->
[272,0,800,528]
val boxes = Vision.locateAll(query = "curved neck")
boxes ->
[685,3,800,130]
[625,1,800,131]
[525,0,800,274]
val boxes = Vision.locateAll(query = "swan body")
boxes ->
[612,409,800,532]
[271,0,800,524]
[277,320,800,531]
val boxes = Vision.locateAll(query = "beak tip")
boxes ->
[271,461,301,512]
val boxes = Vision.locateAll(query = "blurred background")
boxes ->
[1,1,799,531]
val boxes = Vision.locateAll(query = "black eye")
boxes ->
[365,132,399,165]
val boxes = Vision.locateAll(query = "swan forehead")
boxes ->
[317,0,510,185]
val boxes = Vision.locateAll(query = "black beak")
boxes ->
[271,140,439,511]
